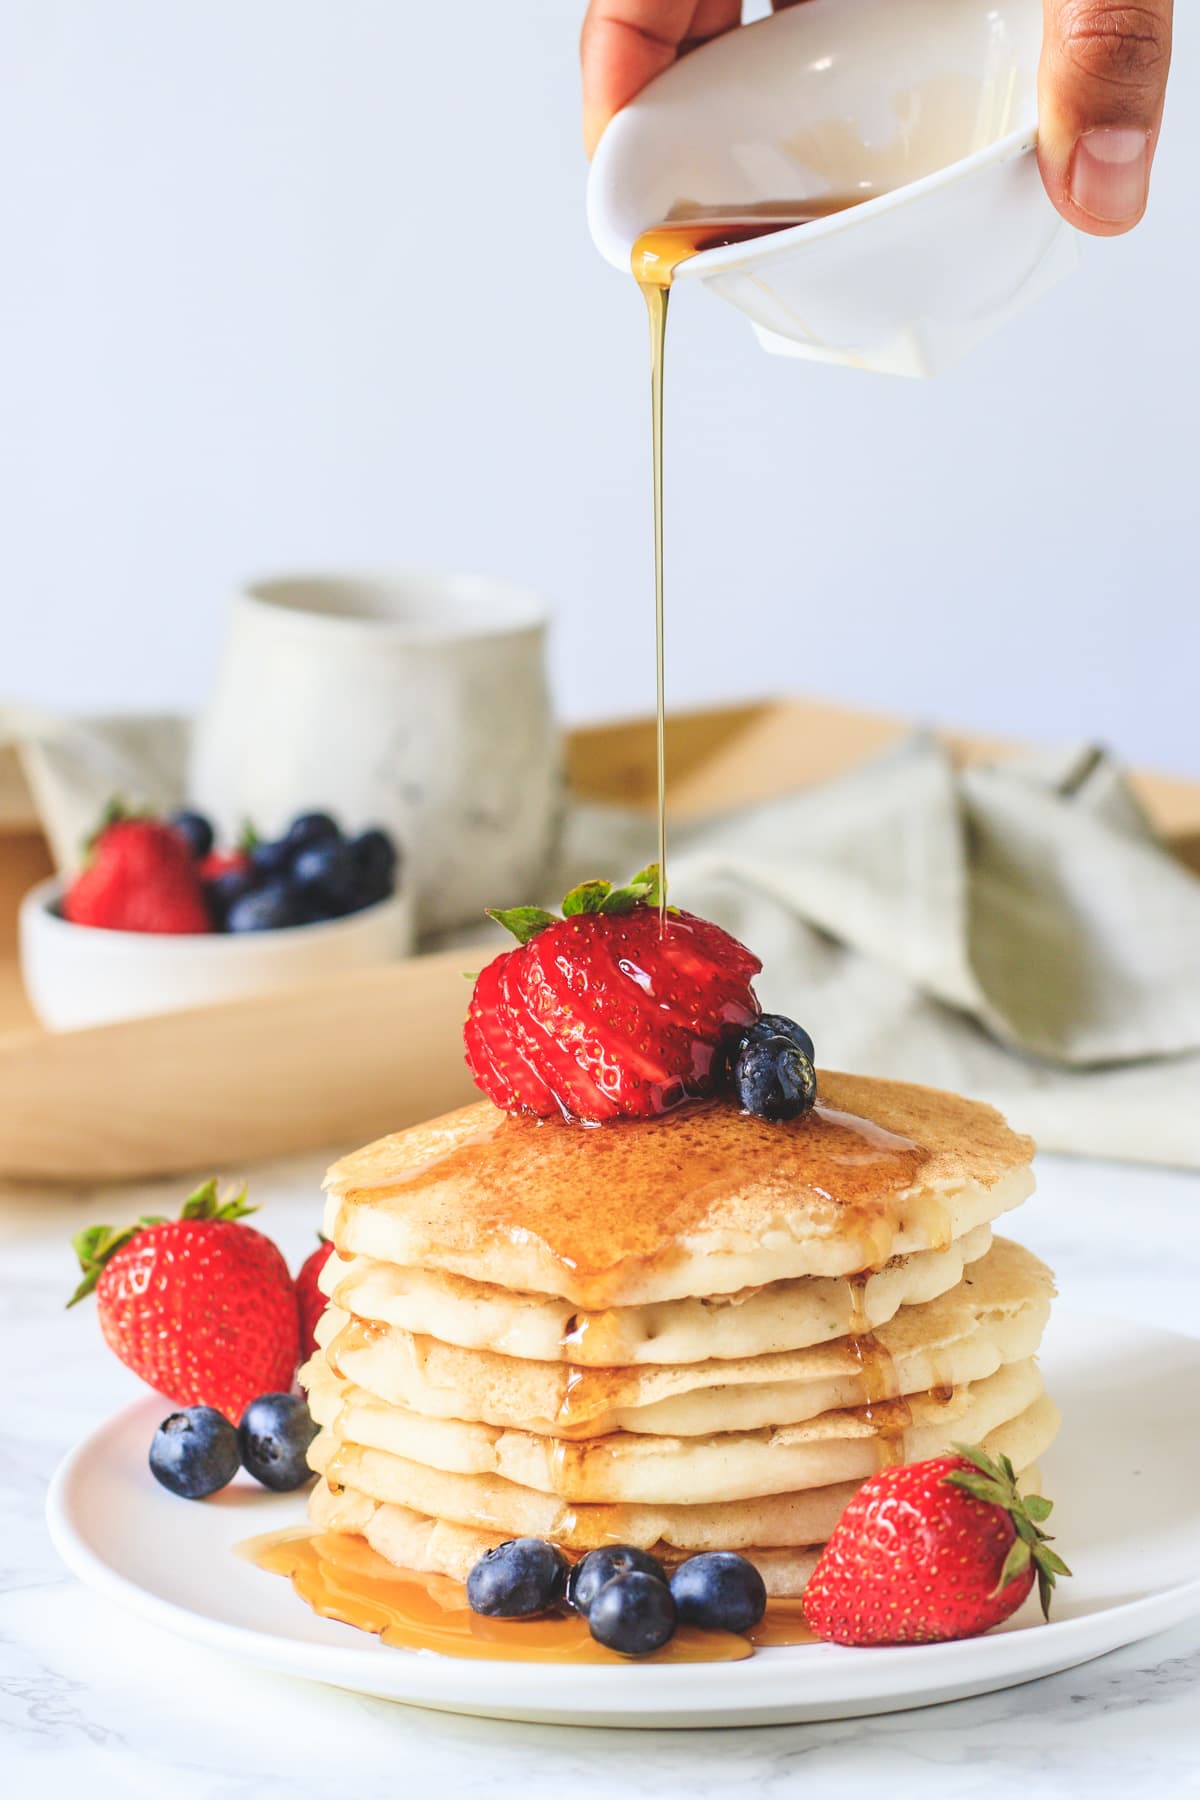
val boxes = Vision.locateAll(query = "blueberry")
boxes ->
[567,1545,667,1616]
[747,1013,815,1064]
[206,865,258,925]
[587,1570,677,1656]
[467,1538,570,1617]
[149,1406,240,1499]
[168,809,215,861]
[249,838,293,879]
[732,1034,818,1122]
[669,1553,767,1633]
[225,880,304,932]
[291,840,360,917]
[349,828,398,905]
[284,812,341,853]
[237,1392,319,1491]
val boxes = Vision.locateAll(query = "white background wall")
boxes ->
[1,1,1197,773]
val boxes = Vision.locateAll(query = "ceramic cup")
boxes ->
[588,0,1077,377]
[189,573,561,934]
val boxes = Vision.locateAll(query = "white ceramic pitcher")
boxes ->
[189,572,561,934]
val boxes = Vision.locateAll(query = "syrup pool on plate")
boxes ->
[241,1528,817,1661]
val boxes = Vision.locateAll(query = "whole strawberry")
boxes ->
[68,1181,300,1422]
[802,1445,1069,1647]
[64,806,211,935]
[464,864,761,1122]
[296,1237,334,1362]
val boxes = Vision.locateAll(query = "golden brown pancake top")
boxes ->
[324,1073,1034,1307]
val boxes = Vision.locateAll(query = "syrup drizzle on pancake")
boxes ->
[844,1272,911,1467]
[331,1102,932,1311]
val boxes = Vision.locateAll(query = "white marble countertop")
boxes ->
[4,1149,1200,1799]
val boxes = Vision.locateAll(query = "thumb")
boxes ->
[1038,0,1172,235]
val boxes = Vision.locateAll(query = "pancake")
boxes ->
[306,1237,1053,1438]
[322,1074,1035,1306]
[309,1394,1059,1553]
[319,1221,995,1367]
[309,1359,1046,1508]
[310,1464,1046,1598]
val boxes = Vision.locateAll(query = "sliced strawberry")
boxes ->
[460,867,761,1122]
[523,921,691,1103]
[465,953,557,1114]
[502,944,620,1121]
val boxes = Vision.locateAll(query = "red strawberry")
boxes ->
[464,953,557,1114]
[802,1446,1070,1646]
[198,848,250,883]
[463,865,760,1121]
[64,809,211,935]
[68,1180,300,1422]
[296,1237,334,1362]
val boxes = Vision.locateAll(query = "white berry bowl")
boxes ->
[18,877,415,1031]
[587,0,1077,376]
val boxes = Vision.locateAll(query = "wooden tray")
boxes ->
[4,698,1198,1182]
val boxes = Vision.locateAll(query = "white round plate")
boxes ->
[47,1312,1200,1729]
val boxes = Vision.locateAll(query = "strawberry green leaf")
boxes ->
[237,819,261,852]
[562,880,612,917]
[1032,1545,1071,1620]
[66,1267,107,1308]
[1023,1492,1054,1523]
[67,1218,161,1307]
[950,1443,1005,1484]
[215,1185,255,1222]
[179,1178,255,1223]
[486,906,559,945]
[180,1178,220,1219]
[599,880,653,915]
[991,1537,1032,1597]
[629,863,666,909]
[944,1472,1010,1509]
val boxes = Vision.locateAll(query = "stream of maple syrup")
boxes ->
[242,1527,816,1661]
[630,200,863,923]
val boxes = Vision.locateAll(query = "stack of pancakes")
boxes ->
[302,1071,1058,1597]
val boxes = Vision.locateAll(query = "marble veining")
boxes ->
[3,1151,1199,1798]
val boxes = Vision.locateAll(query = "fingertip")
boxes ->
[583,105,607,160]
[1038,129,1152,237]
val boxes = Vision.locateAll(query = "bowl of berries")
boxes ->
[20,803,413,1031]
